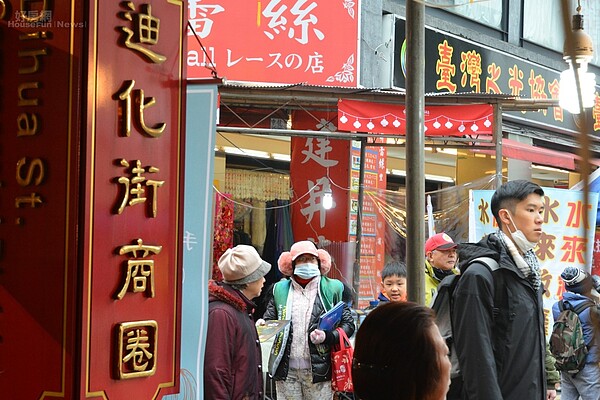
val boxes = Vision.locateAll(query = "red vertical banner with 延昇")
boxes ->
[290,112,350,245]
[82,1,186,398]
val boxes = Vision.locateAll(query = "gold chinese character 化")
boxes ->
[117,80,166,137]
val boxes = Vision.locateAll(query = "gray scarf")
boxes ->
[497,231,541,291]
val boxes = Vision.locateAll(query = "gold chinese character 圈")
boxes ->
[117,80,167,137]
[116,159,165,217]
[116,238,162,300]
[117,320,158,379]
[119,2,166,63]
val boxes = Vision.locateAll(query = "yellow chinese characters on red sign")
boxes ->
[86,0,185,397]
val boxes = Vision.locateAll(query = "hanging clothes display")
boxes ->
[253,199,293,319]
[213,192,234,281]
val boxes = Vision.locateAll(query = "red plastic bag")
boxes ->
[331,327,354,392]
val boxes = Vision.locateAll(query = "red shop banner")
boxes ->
[82,1,186,398]
[338,99,494,136]
[187,0,360,86]
[0,2,83,397]
[290,111,350,243]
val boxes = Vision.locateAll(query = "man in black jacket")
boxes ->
[453,180,549,400]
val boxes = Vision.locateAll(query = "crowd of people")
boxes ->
[203,179,600,400]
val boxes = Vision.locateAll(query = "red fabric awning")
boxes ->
[501,139,576,170]
[473,138,577,170]
[337,99,494,137]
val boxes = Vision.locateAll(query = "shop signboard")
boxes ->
[186,0,360,87]
[82,1,186,398]
[393,17,600,135]
[350,142,387,308]
[289,130,350,244]
[0,2,82,397]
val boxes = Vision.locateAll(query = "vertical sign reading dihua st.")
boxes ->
[0,1,84,397]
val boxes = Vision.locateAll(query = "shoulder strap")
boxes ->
[471,256,500,271]
[560,299,594,315]
[572,300,595,315]
[469,257,504,317]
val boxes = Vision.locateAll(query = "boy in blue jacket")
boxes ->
[377,260,407,303]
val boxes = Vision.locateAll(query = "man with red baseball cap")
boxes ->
[424,232,458,305]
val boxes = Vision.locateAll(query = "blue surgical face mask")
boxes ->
[294,263,320,279]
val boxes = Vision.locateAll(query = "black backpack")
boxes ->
[432,257,502,380]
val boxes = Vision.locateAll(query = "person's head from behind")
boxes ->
[218,245,272,299]
[380,260,407,302]
[561,266,593,296]
[352,302,451,400]
[425,232,458,271]
[491,180,544,251]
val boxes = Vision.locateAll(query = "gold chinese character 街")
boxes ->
[119,2,166,63]
[116,159,165,217]
[117,80,167,137]
[117,320,158,379]
[116,238,162,299]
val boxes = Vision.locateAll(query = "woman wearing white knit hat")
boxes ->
[260,240,355,399]
[204,245,271,399]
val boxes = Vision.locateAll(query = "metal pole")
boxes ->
[406,0,426,305]
[494,103,503,188]
[352,138,366,306]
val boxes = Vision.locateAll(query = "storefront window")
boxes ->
[447,0,503,30]
[523,0,600,66]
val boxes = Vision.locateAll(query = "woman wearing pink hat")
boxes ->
[261,240,355,399]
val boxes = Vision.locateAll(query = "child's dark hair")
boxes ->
[381,260,407,281]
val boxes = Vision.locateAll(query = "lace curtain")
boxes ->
[225,168,291,201]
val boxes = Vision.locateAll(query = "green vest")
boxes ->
[268,276,344,375]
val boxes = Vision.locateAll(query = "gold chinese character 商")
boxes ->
[116,238,162,299]
[119,2,166,63]
[117,320,158,379]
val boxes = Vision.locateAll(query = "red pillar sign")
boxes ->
[82,1,186,398]
[0,2,84,398]
[0,1,186,398]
